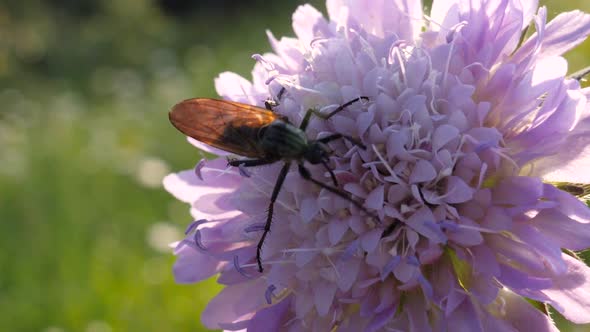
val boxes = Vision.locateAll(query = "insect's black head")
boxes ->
[304,141,331,164]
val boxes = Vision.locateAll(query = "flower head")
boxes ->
[165,0,590,330]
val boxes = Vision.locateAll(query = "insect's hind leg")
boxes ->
[256,161,291,272]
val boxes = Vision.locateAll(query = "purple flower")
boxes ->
[164,1,590,331]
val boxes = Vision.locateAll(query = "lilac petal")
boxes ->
[471,245,501,277]
[365,185,385,210]
[447,297,484,332]
[292,4,330,46]
[503,57,566,128]
[336,257,361,292]
[186,137,232,157]
[540,146,590,183]
[512,223,566,274]
[365,305,396,332]
[409,159,437,184]
[543,184,590,223]
[195,192,235,215]
[394,259,418,283]
[405,295,433,332]
[174,239,195,253]
[201,278,267,329]
[492,176,543,206]
[535,10,590,58]
[429,0,462,35]
[300,197,319,223]
[357,112,374,137]
[164,159,240,204]
[446,217,483,247]
[438,220,459,232]
[328,219,348,244]
[343,182,368,198]
[173,246,221,283]
[445,288,466,316]
[488,234,547,273]
[327,0,423,41]
[405,207,447,243]
[481,207,512,231]
[214,71,257,105]
[163,171,203,204]
[265,30,304,72]
[417,274,434,300]
[342,239,360,260]
[541,253,590,324]
[444,176,474,204]
[382,256,402,280]
[497,264,552,290]
[418,244,443,264]
[313,281,337,316]
[534,208,590,251]
[470,274,499,305]
[406,255,420,267]
[247,296,292,331]
[498,289,560,332]
[361,229,382,253]
[432,124,460,151]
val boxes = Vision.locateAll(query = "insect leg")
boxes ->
[256,161,291,272]
[320,159,339,187]
[381,221,401,238]
[320,96,369,120]
[316,133,366,149]
[227,158,275,167]
[264,87,287,110]
[299,108,315,131]
[297,163,377,221]
[299,96,369,131]
[568,66,590,81]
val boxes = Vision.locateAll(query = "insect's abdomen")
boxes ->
[260,121,308,160]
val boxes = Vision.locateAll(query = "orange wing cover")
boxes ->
[169,98,281,158]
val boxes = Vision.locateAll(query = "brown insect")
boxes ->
[169,96,372,272]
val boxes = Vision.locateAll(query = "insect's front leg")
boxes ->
[264,87,287,110]
[298,96,369,130]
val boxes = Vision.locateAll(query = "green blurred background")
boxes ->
[1,0,589,331]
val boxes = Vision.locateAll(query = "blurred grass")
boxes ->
[0,0,589,331]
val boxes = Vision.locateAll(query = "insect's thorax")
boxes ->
[260,121,308,160]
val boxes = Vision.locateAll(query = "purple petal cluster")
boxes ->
[164,0,590,331]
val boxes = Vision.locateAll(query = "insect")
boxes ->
[551,182,590,201]
[169,95,374,272]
